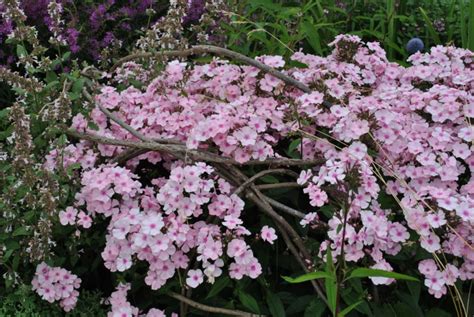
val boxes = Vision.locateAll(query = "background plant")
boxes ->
[224,0,474,63]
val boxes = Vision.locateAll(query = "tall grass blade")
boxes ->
[419,7,441,45]
[468,0,474,50]
[459,0,468,47]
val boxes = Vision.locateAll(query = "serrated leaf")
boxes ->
[348,268,418,282]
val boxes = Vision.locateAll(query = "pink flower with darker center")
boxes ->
[260,225,277,244]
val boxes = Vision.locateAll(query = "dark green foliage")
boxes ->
[225,0,472,63]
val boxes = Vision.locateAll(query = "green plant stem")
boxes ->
[334,202,350,316]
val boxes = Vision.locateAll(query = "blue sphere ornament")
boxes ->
[406,37,424,55]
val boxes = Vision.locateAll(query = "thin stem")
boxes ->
[168,292,261,317]
[335,202,350,315]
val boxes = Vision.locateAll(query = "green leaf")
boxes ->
[88,121,100,131]
[371,303,397,317]
[72,78,86,94]
[287,138,301,154]
[45,71,58,84]
[66,162,82,176]
[286,295,313,314]
[3,249,14,262]
[301,20,323,55]
[0,108,10,120]
[282,271,334,283]
[338,300,363,317]
[393,301,417,316]
[69,92,81,101]
[260,175,279,183]
[238,291,260,314]
[347,268,418,282]
[341,287,372,316]
[205,276,230,299]
[16,44,27,58]
[347,278,363,294]
[12,254,20,271]
[406,280,421,302]
[325,249,337,315]
[5,240,20,250]
[396,291,423,317]
[266,291,285,317]
[50,59,61,70]
[325,248,335,274]
[304,298,326,317]
[62,51,71,61]
[426,308,451,317]
[12,227,29,237]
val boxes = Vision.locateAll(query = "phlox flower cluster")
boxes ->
[107,283,176,317]
[44,141,97,172]
[54,34,474,303]
[292,36,473,288]
[418,259,461,298]
[298,144,409,276]
[59,162,263,295]
[31,262,81,312]
[77,57,291,164]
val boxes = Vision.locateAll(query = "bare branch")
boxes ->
[65,129,324,167]
[233,169,299,195]
[256,182,302,190]
[246,190,327,305]
[275,222,325,302]
[263,196,305,219]
[111,148,149,165]
[216,165,327,304]
[168,292,262,317]
[111,45,311,93]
